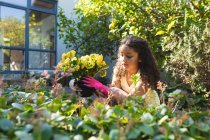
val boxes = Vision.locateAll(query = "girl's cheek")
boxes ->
[119,56,124,61]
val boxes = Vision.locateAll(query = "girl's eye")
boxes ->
[127,56,132,59]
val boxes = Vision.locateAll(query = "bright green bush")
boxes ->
[58,0,210,91]
[0,85,210,139]
[57,7,119,59]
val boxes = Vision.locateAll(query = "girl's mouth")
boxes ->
[123,63,128,68]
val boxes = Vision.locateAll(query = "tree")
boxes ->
[58,0,210,91]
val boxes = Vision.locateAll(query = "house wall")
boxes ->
[57,0,77,64]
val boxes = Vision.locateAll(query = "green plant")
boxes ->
[0,84,210,139]
[70,0,210,92]
[57,7,119,60]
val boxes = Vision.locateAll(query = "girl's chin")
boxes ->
[123,65,129,70]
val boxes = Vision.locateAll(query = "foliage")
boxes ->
[0,17,25,47]
[57,50,109,80]
[57,7,119,59]
[0,82,210,139]
[161,2,210,91]
[61,0,210,92]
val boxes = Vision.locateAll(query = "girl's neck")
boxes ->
[126,69,139,76]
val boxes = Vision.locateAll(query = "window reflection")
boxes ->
[29,10,55,50]
[0,6,25,47]
[0,0,27,7]
[32,0,54,10]
[0,49,25,71]
[29,51,55,69]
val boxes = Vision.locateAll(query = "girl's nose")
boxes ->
[122,57,127,63]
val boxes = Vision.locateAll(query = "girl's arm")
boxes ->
[111,79,121,88]
[110,79,128,103]
[109,87,128,103]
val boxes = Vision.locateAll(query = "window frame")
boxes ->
[0,0,57,74]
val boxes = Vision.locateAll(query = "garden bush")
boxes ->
[0,81,210,139]
[58,0,210,92]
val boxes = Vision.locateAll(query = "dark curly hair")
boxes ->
[112,35,160,89]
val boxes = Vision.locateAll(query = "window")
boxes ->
[31,0,54,10]
[0,0,57,73]
[29,10,55,50]
[0,0,27,7]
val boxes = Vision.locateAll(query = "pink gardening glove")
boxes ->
[82,76,109,97]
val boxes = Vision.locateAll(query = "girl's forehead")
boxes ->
[120,45,135,53]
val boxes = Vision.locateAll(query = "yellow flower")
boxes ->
[90,54,97,59]
[80,55,89,68]
[58,51,108,79]
[57,62,62,68]
[74,65,80,71]
[86,60,95,69]
[66,52,71,58]
[69,50,76,58]
[38,91,44,95]
[96,54,103,65]
[71,57,77,61]
[100,70,107,77]
[62,53,67,62]
[101,61,107,67]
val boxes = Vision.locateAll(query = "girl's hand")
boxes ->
[109,87,128,103]
[82,76,109,97]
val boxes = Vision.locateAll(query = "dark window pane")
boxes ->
[0,0,27,7]
[0,49,25,71]
[0,6,25,47]
[29,10,55,50]
[29,51,55,69]
[31,0,54,10]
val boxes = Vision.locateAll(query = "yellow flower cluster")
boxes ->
[57,50,108,78]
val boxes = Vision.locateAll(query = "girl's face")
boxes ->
[120,45,140,74]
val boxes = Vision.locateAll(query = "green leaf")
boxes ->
[141,113,154,124]
[139,124,154,136]
[15,131,33,140]
[24,124,33,132]
[155,30,165,36]
[109,129,119,140]
[73,134,83,140]
[0,97,7,108]
[113,106,124,116]
[167,20,175,31]
[23,104,34,111]
[12,103,24,111]
[53,134,69,140]
[41,123,52,140]
[197,122,210,132]
[0,118,13,131]
[82,124,97,133]
[127,125,141,139]
[99,129,109,140]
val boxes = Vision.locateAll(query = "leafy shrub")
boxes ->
[57,7,119,60]
[0,85,210,139]
[58,0,210,92]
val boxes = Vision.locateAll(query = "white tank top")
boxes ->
[120,75,134,93]
[120,70,141,94]
[120,71,160,106]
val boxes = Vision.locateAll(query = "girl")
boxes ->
[78,35,160,106]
